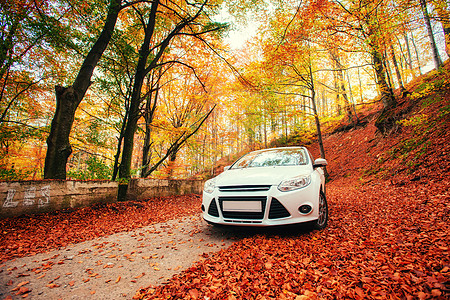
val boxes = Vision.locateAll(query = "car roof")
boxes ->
[250,146,307,152]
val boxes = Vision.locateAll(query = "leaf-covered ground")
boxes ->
[137,178,449,299]
[0,194,201,263]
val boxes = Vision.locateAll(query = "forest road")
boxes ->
[0,214,241,299]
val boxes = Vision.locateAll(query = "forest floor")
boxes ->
[0,67,449,299]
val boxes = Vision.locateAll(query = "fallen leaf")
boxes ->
[15,287,30,295]
[188,289,199,299]
[16,281,29,288]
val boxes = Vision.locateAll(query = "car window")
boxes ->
[231,148,307,169]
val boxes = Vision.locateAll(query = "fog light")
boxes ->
[201,204,205,212]
[299,205,312,214]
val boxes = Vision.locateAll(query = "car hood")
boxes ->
[215,166,311,186]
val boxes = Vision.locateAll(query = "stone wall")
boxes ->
[127,179,204,201]
[0,179,204,219]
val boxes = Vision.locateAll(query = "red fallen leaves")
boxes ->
[138,178,449,299]
[0,194,201,262]
[11,281,31,296]
[15,286,30,296]
[188,288,199,299]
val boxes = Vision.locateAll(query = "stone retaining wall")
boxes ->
[0,179,204,219]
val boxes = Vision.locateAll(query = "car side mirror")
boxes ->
[313,158,328,168]
[223,165,231,171]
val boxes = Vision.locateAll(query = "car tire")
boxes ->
[313,191,328,230]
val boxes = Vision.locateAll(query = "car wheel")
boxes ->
[314,191,328,230]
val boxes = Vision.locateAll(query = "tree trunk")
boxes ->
[411,33,423,75]
[402,33,416,77]
[117,0,159,201]
[111,109,127,181]
[307,64,328,178]
[141,126,152,178]
[44,0,122,179]
[44,86,78,179]
[167,145,179,178]
[357,67,364,104]
[390,43,406,94]
[383,52,394,91]
[434,0,450,57]
[371,46,396,109]
[420,0,443,69]
[333,71,342,116]
[331,51,355,125]
[141,77,159,177]
[346,70,359,124]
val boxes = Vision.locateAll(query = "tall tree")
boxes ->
[331,0,397,109]
[117,0,226,200]
[44,0,125,179]
[255,2,329,174]
[389,43,406,94]
[433,0,450,57]
[330,50,357,125]
[419,0,443,69]
[141,71,160,178]
[0,0,79,179]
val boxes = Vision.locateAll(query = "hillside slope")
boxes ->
[309,64,450,185]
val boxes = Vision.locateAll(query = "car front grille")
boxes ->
[218,196,267,220]
[218,185,271,192]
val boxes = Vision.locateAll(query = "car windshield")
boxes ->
[230,148,308,169]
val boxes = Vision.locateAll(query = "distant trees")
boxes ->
[225,0,448,156]
[433,0,450,57]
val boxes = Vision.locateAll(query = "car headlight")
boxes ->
[278,175,311,192]
[203,178,216,194]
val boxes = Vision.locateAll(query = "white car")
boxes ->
[201,147,328,229]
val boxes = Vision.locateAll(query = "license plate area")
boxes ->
[218,196,267,220]
[222,200,262,212]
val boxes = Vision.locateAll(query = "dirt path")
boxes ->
[0,214,237,299]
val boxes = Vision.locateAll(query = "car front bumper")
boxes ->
[201,184,321,227]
